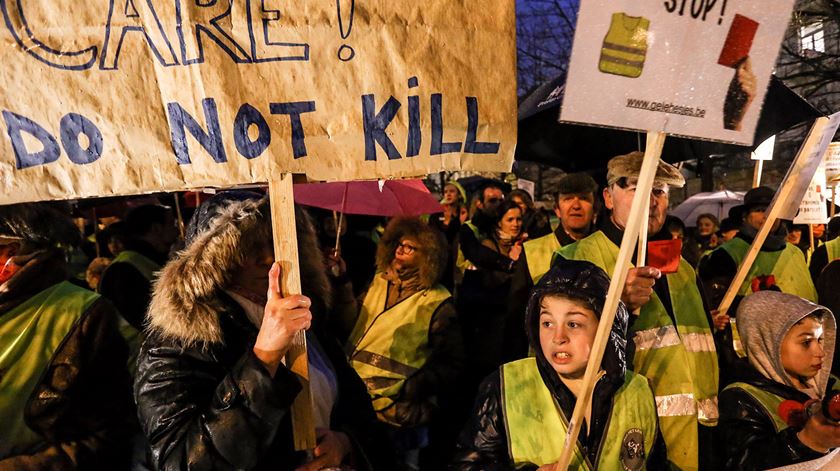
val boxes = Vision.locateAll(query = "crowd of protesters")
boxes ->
[1,152,840,471]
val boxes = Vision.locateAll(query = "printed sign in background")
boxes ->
[775,112,840,221]
[826,142,840,183]
[793,164,828,225]
[561,0,796,145]
[0,1,516,204]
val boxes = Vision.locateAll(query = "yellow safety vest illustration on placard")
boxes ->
[599,13,650,78]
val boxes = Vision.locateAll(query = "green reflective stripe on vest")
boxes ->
[599,13,650,78]
[558,231,718,471]
[502,358,656,470]
[0,282,99,456]
[826,237,840,263]
[523,233,562,284]
[719,238,817,301]
[111,250,161,281]
[722,383,787,433]
[347,275,451,423]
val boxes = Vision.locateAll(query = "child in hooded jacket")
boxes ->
[720,290,840,470]
[451,259,666,470]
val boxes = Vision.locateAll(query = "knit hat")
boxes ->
[606,151,685,188]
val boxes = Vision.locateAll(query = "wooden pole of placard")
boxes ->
[268,174,317,452]
[752,159,764,188]
[554,132,666,471]
[173,194,186,240]
[810,224,815,254]
[832,185,837,218]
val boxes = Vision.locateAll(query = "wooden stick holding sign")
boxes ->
[718,114,840,357]
[554,131,666,471]
[268,175,317,452]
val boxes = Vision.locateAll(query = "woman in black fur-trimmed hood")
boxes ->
[134,193,394,471]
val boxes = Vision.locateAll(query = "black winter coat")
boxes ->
[135,296,394,470]
[719,367,827,470]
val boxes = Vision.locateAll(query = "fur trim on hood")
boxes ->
[147,198,331,349]
[376,217,447,289]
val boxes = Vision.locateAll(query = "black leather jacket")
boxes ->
[135,296,394,471]
[719,367,826,470]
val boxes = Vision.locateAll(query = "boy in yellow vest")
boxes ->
[451,259,665,470]
[556,152,719,470]
[719,291,840,469]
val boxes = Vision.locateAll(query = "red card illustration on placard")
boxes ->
[718,14,760,68]
[646,239,682,274]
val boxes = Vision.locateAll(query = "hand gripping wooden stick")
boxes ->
[554,131,666,471]
[269,175,317,451]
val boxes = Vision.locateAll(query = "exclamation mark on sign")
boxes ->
[336,0,356,61]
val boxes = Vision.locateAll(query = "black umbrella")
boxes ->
[516,75,823,172]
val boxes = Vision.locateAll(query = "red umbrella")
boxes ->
[293,179,443,217]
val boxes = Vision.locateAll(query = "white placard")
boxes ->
[776,113,840,221]
[794,165,829,224]
[517,178,536,200]
[561,0,796,145]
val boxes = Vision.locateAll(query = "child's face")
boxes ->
[781,317,826,384]
[539,295,599,379]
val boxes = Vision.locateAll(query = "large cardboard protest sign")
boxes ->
[560,0,795,145]
[0,1,516,205]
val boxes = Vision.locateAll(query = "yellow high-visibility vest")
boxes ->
[503,358,657,470]
[0,282,100,456]
[599,13,650,78]
[522,232,562,284]
[558,231,718,471]
[717,238,817,302]
[346,275,451,426]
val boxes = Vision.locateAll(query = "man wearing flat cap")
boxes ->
[700,186,817,304]
[502,173,598,361]
[556,151,719,471]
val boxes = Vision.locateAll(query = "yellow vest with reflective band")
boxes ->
[346,275,451,426]
[523,232,562,284]
[718,238,817,302]
[599,13,650,78]
[826,237,840,264]
[0,282,100,456]
[503,358,657,470]
[558,231,718,471]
